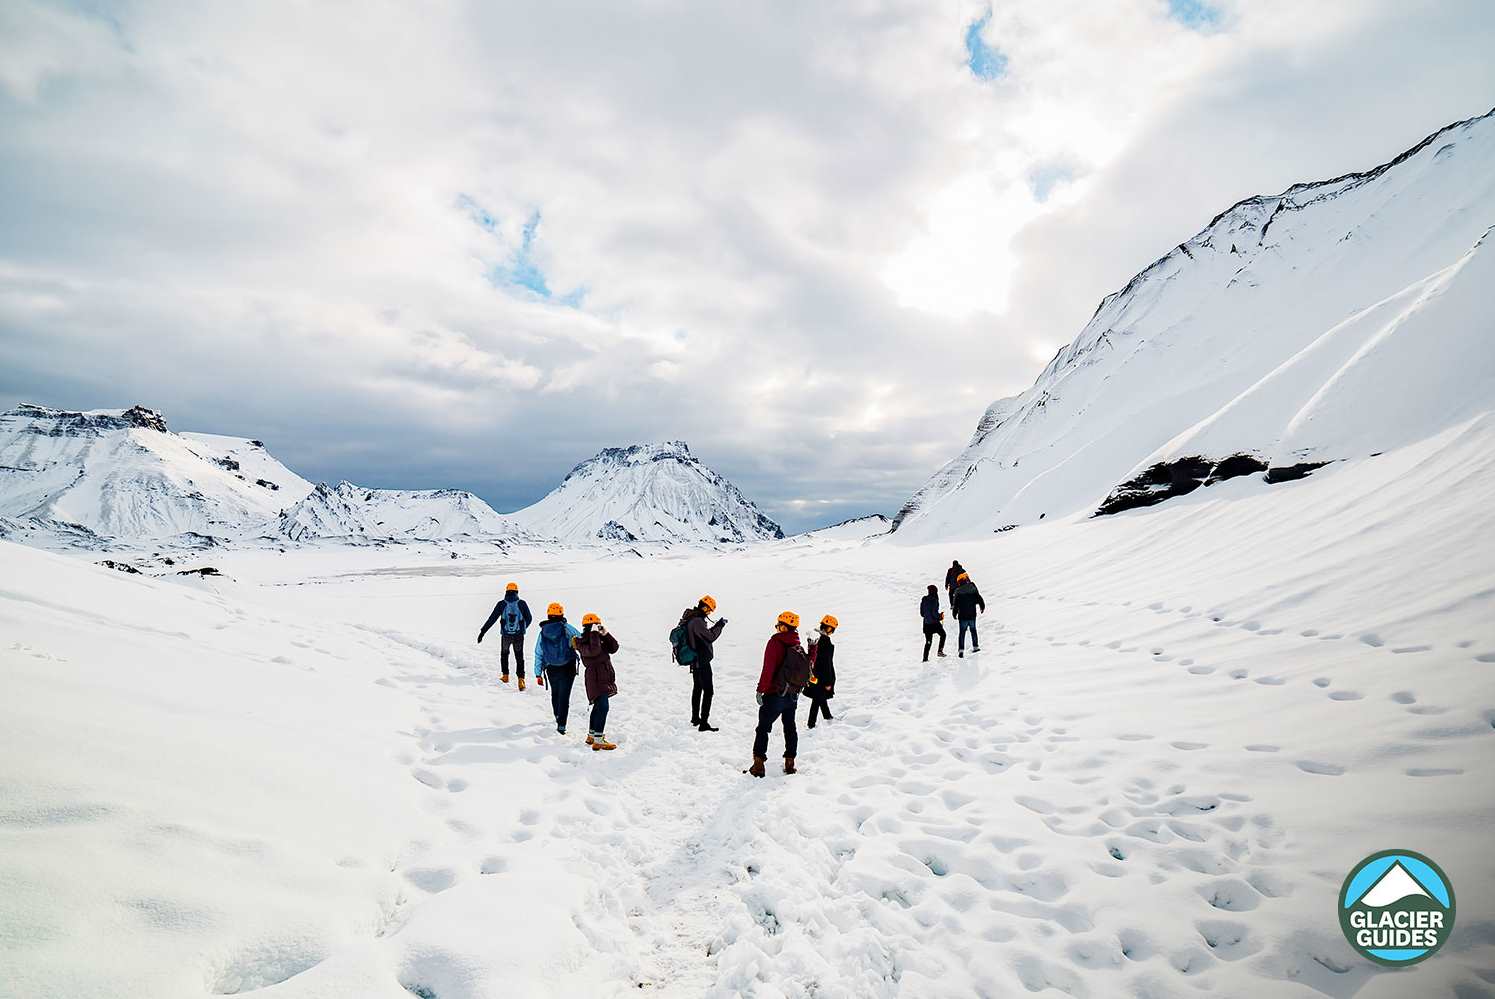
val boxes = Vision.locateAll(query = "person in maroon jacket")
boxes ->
[748,610,808,778]
[574,613,620,751]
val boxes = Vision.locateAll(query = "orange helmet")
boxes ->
[581,613,601,627]
[547,602,565,617]
[777,610,800,629]
[505,581,519,592]
[820,614,839,630]
[699,594,718,613]
[956,572,970,583]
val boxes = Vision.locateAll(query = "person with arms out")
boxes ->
[574,613,620,751]
[477,581,533,689]
[952,572,985,657]
[533,602,581,734]
[805,615,838,728]
[920,584,947,662]
[748,611,811,777]
[676,595,726,732]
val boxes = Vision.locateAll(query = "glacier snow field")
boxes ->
[3,420,1494,998]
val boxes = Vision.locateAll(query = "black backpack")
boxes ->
[777,643,812,692]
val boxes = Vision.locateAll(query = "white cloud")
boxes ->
[0,0,1492,530]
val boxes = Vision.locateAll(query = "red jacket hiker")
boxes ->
[758,628,803,695]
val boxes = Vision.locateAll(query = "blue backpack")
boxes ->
[501,599,526,635]
[538,621,574,668]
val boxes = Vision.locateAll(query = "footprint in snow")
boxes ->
[1406,768,1464,777]
[1244,744,1279,753]
[1359,633,1385,648]
[1312,677,1331,688]
[1327,690,1362,701]
[1254,676,1286,686]
[1391,645,1432,654]
[1171,742,1208,751]
[1188,665,1215,675]
[1296,760,1345,776]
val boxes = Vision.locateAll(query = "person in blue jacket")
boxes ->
[534,602,581,734]
[477,581,533,688]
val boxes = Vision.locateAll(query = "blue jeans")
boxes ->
[959,618,978,651]
[753,692,799,759]
[546,665,576,730]
[589,693,610,736]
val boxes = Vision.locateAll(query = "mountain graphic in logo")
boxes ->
[1340,851,1456,967]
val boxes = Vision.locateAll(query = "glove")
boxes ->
[719,618,728,628]
[825,686,833,696]
[537,673,546,687]
[477,632,485,644]
[756,692,765,706]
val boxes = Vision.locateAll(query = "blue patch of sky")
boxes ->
[1028,163,1075,203]
[1167,0,1222,31]
[964,9,1007,81]
[456,196,585,307]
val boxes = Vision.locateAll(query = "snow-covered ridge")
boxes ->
[278,480,517,544]
[894,106,1495,539]
[510,441,784,545]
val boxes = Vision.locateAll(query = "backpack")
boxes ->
[501,599,525,635]
[777,642,812,692]
[670,614,698,666]
[539,621,574,668]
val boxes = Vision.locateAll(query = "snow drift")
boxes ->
[894,107,1495,539]
[508,441,784,546]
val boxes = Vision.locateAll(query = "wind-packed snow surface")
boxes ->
[894,107,1495,539]
[4,415,1493,998]
[508,441,784,546]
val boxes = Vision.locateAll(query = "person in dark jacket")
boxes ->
[533,602,580,734]
[920,585,947,662]
[951,572,985,657]
[749,611,806,777]
[682,594,727,732]
[574,613,620,751]
[477,581,534,688]
[944,561,965,610]
[806,614,838,728]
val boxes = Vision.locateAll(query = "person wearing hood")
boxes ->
[748,611,810,777]
[920,584,947,662]
[574,613,620,751]
[533,602,581,734]
[477,581,533,689]
[679,595,727,732]
[951,572,986,657]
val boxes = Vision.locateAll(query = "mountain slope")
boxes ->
[0,404,311,543]
[278,481,516,543]
[509,442,783,546]
[893,107,1495,539]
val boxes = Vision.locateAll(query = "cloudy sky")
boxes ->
[2,0,1492,532]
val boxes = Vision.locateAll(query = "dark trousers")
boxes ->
[691,663,714,724]
[546,665,576,730]
[500,632,525,676]
[589,694,610,736]
[807,693,832,727]
[923,623,946,660]
[753,692,799,759]
[958,618,978,651]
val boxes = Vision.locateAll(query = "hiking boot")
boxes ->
[585,734,595,746]
[557,725,566,735]
[698,721,719,732]
[783,757,797,775]
[747,756,766,778]
[690,716,700,726]
[592,738,616,751]
[937,651,948,658]
[500,673,510,684]
[517,676,526,691]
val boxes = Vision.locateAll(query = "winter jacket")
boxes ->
[575,628,619,702]
[919,593,942,625]
[533,618,581,676]
[685,610,726,666]
[758,629,804,695]
[952,580,985,621]
[944,565,964,593]
[479,593,532,641]
[807,635,836,699]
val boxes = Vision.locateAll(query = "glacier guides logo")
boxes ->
[1340,850,1455,966]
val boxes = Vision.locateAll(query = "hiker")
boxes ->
[574,613,619,752]
[674,595,726,732]
[477,581,533,689]
[951,571,986,657]
[944,560,965,610]
[921,584,947,661]
[533,602,580,734]
[805,615,838,728]
[749,611,811,777]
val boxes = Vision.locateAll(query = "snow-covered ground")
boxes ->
[4,414,1493,998]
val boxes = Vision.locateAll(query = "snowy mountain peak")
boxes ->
[8,402,169,436]
[894,107,1495,539]
[277,480,515,544]
[513,442,783,546]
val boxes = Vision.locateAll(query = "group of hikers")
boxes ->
[473,559,984,776]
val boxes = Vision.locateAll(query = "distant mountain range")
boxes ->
[0,405,782,551]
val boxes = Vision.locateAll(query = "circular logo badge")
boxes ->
[1340,850,1456,966]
